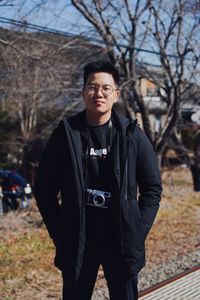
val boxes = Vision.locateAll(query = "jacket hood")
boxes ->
[111,109,137,137]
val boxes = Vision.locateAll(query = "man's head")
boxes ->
[83,60,120,87]
[83,60,120,122]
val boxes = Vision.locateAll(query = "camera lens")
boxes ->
[93,194,105,207]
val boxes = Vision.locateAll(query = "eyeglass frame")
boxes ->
[84,84,118,98]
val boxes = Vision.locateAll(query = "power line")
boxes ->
[0,17,77,38]
[0,16,197,61]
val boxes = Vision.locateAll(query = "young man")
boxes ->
[35,60,162,300]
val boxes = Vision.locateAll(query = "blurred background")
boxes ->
[0,1,199,299]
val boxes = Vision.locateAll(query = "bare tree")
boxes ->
[1,32,70,140]
[1,0,200,185]
[148,0,200,153]
[71,0,154,141]
[0,27,102,178]
[71,1,200,159]
[147,0,200,190]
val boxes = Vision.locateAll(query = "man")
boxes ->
[35,60,162,300]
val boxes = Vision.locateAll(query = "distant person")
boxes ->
[35,60,162,300]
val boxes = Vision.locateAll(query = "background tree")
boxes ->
[0,27,102,180]
[148,0,200,188]
[148,0,200,153]
[71,0,200,165]
[1,0,200,188]
[71,0,154,142]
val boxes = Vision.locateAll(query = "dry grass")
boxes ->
[0,210,62,299]
[0,166,200,299]
[145,166,200,266]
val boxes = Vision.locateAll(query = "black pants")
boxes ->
[62,240,138,300]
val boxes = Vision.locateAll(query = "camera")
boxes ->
[86,189,111,209]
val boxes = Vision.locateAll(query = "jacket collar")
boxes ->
[66,109,137,136]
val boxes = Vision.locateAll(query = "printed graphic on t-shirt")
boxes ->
[89,147,108,159]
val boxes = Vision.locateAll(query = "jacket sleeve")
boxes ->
[34,121,65,239]
[136,127,162,239]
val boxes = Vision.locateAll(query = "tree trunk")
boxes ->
[190,132,200,191]
[190,164,200,192]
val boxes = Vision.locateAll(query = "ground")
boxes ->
[0,166,200,299]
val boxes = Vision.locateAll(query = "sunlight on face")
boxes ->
[83,72,119,118]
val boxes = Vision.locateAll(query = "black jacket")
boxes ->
[34,110,162,281]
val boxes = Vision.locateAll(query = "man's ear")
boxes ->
[115,90,120,102]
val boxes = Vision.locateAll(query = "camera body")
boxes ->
[86,189,111,209]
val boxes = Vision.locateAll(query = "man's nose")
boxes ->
[95,87,104,97]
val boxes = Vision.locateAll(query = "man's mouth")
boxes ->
[93,99,105,104]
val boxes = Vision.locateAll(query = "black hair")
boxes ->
[83,59,120,86]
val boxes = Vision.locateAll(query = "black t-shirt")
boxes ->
[86,120,112,191]
[85,120,115,243]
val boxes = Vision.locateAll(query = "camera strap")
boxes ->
[107,118,113,153]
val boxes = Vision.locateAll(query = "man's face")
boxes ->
[83,72,119,117]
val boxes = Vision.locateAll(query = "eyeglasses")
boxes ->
[85,84,117,98]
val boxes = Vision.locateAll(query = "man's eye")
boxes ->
[104,87,112,91]
[89,85,96,90]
